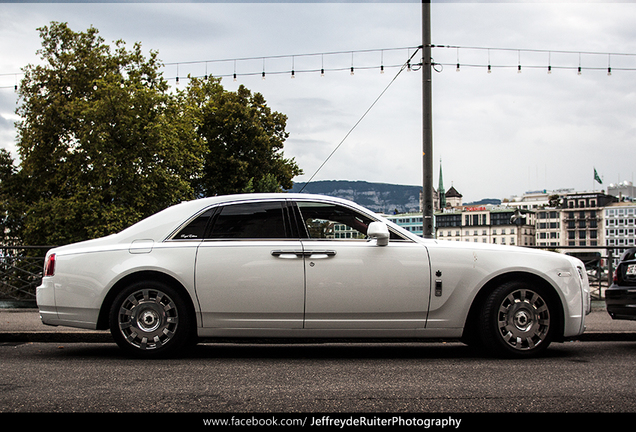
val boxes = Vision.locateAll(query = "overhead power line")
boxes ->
[165,46,421,82]
[434,44,636,75]
[4,44,636,91]
[0,46,422,90]
[159,44,636,83]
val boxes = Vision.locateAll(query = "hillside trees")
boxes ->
[3,22,301,246]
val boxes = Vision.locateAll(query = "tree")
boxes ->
[548,194,562,208]
[181,77,302,196]
[8,22,302,246]
[13,22,203,245]
[0,149,25,245]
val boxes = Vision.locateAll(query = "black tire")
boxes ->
[479,280,555,358]
[109,280,194,358]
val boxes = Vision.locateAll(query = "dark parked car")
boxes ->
[606,248,636,320]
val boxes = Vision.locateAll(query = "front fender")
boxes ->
[425,242,587,337]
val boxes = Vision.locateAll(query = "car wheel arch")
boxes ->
[96,270,198,332]
[461,271,565,345]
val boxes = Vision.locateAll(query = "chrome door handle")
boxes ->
[271,250,336,258]
[305,250,337,258]
[271,250,305,258]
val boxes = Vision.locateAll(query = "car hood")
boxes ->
[419,237,585,268]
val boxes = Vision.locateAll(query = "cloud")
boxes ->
[0,1,635,204]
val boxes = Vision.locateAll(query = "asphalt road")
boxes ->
[0,340,635,416]
[0,308,636,413]
[1,303,636,428]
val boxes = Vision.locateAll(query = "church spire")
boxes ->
[438,159,446,209]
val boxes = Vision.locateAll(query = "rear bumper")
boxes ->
[36,280,58,325]
[605,285,636,321]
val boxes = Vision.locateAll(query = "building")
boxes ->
[604,202,636,268]
[445,186,463,208]
[560,192,617,248]
[435,205,535,246]
[431,159,463,211]
[404,159,621,251]
[608,181,636,202]
[508,189,572,210]
[385,213,424,237]
[535,209,561,247]
[434,208,462,239]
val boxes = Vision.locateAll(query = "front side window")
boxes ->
[295,202,373,240]
[294,201,406,241]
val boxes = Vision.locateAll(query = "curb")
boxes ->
[572,332,636,342]
[0,332,113,343]
[2,331,636,344]
[2,302,635,344]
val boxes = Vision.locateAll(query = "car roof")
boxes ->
[51,193,419,253]
[116,193,379,242]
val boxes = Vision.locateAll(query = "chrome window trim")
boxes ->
[164,197,414,243]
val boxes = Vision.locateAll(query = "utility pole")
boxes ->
[422,1,434,238]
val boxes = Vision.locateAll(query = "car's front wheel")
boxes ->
[109,281,194,358]
[479,281,555,358]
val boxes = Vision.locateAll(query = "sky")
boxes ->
[1,1,635,205]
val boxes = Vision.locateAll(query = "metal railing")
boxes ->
[0,244,624,304]
[531,245,623,300]
[0,246,53,303]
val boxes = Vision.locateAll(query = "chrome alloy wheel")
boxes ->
[117,288,179,351]
[497,288,550,351]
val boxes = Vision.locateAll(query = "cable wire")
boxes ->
[298,46,423,193]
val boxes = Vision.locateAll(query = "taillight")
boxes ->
[613,268,619,284]
[44,253,56,277]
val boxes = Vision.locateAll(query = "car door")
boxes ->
[293,200,431,330]
[194,200,305,329]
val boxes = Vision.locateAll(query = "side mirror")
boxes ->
[368,221,389,246]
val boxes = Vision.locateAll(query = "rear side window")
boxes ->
[208,201,288,239]
[174,209,215,240]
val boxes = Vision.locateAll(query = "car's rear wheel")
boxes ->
[479,281,554,358]
[109,281,193,358]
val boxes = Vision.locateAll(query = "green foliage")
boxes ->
[0,149,25,245]
[180,77,302,196]
[10,22,203,245]
[3,22,301,246]
[242,174,286,193]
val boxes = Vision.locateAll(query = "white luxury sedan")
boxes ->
[37,193,591,358]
